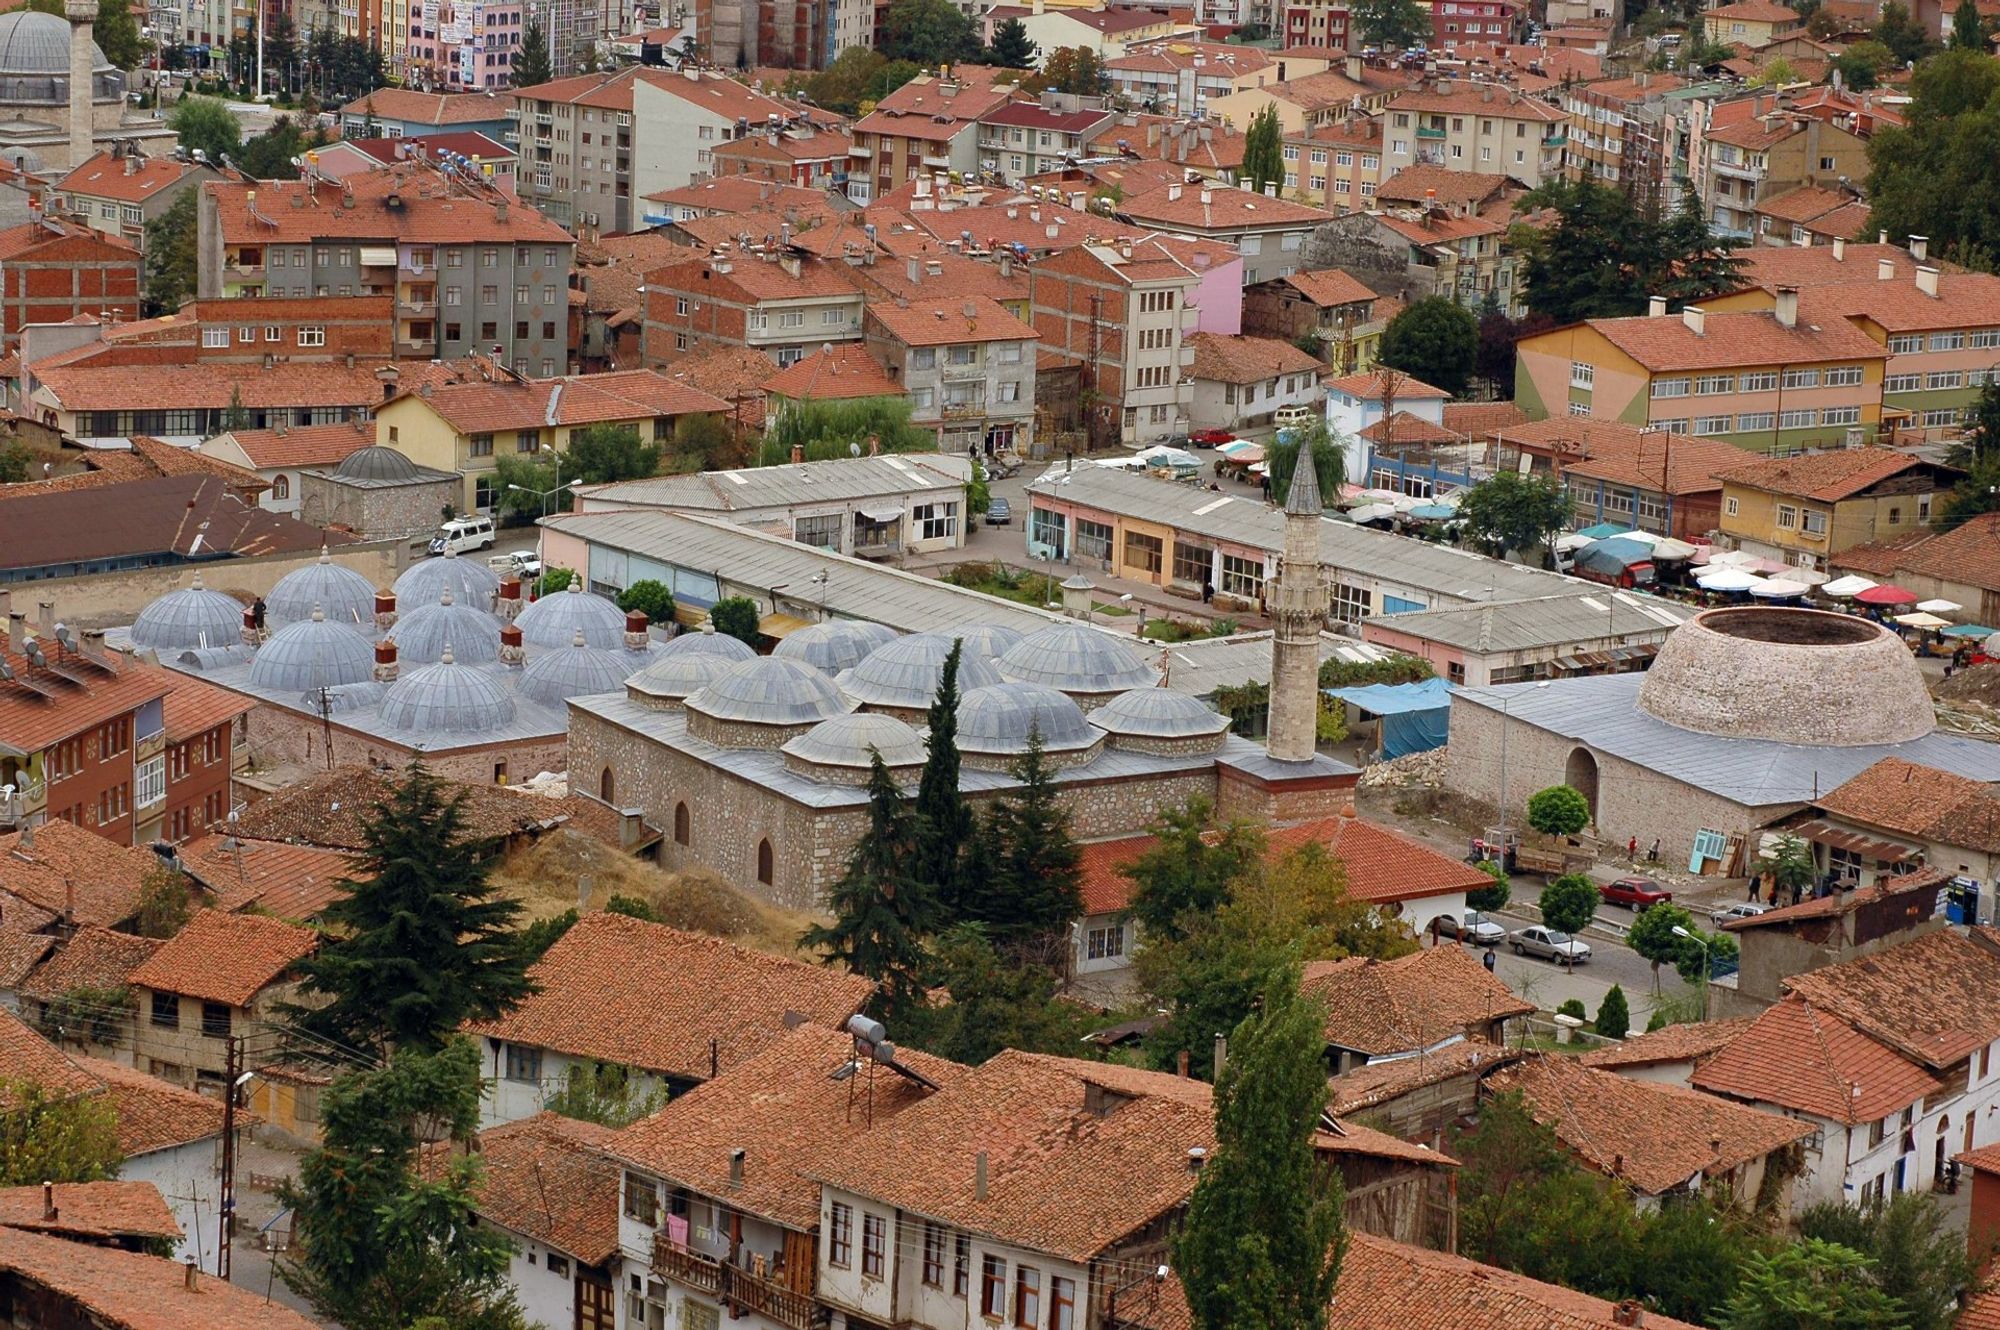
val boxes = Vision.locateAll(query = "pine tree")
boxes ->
[1651,189,1747,308]
[1954,0,1986,48]
[1595,985,1630,1040]
[514,15,553,88]
[286,762,533,1055]
[913,640,975,916]
[1243,104,1285,195]
[800,752,939,1017]
[1175,966,1347,1330]
[969,729,1082,963]
[986,16,1038,67]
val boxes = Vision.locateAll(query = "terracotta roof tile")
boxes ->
[1119,180,1335,231]
[1387,84,1563,120]
[1721,866,1948,931]
[1186,332,1320,384]
[661,346,777,428]
[0,1008,98,1108]
[74,1054,230,1155]
[1814,756,2000,854]
[643,177,838,215]
[1782,927,2000,1068]
[1302,947,1533,1056]
[213,420,375,470]
[0,821,160,931]
[710,127,856,164]
[1441,402,1527,435]
[1691,993,1939,1121]
[232,766,584,851]
[1718,447,1941,503]
[341,88,514,126]
[1377,165,1516,209]
[17,927,161,1003]
[399,367,730,436]
[1263,817,1496,903]
[865,293,1036,348]
[1325,369,1450,399]
[1374,211,1507,245]
[762,344,900,401]
[1326,1038,1518,1115]
[1275,268,1377,308]
[463,912,875,1080]
[35,360,393,412]
[423,1113,622,1264]
[342,132,515,166]
[1754,185,1859,226]
[0,1181,180,1243]
[160,672,252,744]
[1834,510,2000,595]
[1735,242,1939,289]
[55,153,210,205]
[0,931,53,988]
[0,1224,321,1330]
[1585,308,1888,372]
[1359,410,1460,446]
[1961,1290,2000,1330]
[127,909,316,1007]
[1578,1017,1756,1069]
[1494,418,1749,495]
[1797,271,2000,333]
[174,834,361,921]
[0,215,136,262]
[203,167,569,247]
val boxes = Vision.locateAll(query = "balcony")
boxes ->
[1415,125,1446,139]
[652,1238,722,1297]
[940,402,987,420]
[651,1237,817,1330]
[941,362,985,381]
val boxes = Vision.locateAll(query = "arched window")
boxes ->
[599,766,615,803]
[673,802,690,847]
[756,838,773,886]
[272,473,290,500]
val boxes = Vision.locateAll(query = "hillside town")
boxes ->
[6,0,2000,1324]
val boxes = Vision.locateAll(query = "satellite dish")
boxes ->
[849,442,862,457]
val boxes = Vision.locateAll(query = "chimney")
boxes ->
[373,638,399,683]
[974,1152,989,1201]
[1213,1033,1228,1080]
[1774,285,1799,329]
[499,623,525,667]
[1648,295,1667,317]
[41,1181,54,1221]
[1175,1049,1191,1078]
[1879,257,1895,281]
[625,609,650,652]
[907,256,920,285]
[1833,236,1846,262]
[1879,229,1889,244]
[1916,266,1940,298]
[729,1148,745,1189]
[374,590,398,631]
[1346,52,1364,81]
[2,613,16,657]
[1681,306,1706,336]
[1167,182,1182,202]
[494,200,509,223]
[791,444,806,464]
[36,601,52,638]
[1612,1301,1646,1328]
[496,578,523,622]
[998,252,1013,279]
[1909,234,1928,261]
[1186,1147,1208,1174]
[239,605,259,647]
[66,0,94,180]
[183,1258,198,1293]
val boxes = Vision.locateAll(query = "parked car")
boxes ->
[985,497,1013,526]
[1273,403,1317,430]
[490,549,543,580]
[1710,901,1769,926]
[1189,428,1236,446]
[1510,926,1592,963]
[428,514,496,555]
[1154,432,1193,450]
[1599,876,1673,910]
[1436,910,1507,946]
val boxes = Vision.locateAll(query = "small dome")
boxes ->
[782,712,927,770]
[333,445,421,483]
[841,632,1002,711]
[517,630,634,706]
[267,547,377,629]
[773,621,886,676]
[394,548,501,613]
[950,624,1025,662]
[686,656,851,725]
[626,650,736,706]
[387,587,504,665]
[379,645,517,733]
[956,682,1098,756]
[248,606,377,690]
[1089,687,1232,740]
[657,624,758,662]
[129,574,245,651]
[997,624,1160,696]
[515,581,627,650]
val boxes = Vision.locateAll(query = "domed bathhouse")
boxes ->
[835,631,1002,721]
[127,573,245,653]
[296,445,460,541]
[265,547,379,631]
[393,546,503,614]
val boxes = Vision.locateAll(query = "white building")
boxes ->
[1324,369,1451,483]
[1185,332,1323,435]
[198,422,375,516]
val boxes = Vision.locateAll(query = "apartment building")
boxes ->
[1380,81,1566,185]
[1320,207,1522,314]
[403,0,524,90]
[1208,64,1403,138]
[1717,446,1957,567]
[643,248,867,370]
[1560,72,1688,203]
[338,88,517,143]
[1103,41,1290,118]
[196,162,575,374]
[0,217,139,345]
[980,2,1185,58]
[1281,0,1352,49]
[1029,237,1201,445]
[976,98,1119,185]
[1700,0,1802,44]
[846,72,1015,206]
[1115,179,1333,285]
[1431,0,1528,47]
[1514,297,1889,454]
[1280,115,1388,213]
[863,295,1038,455]
[709,124,855,191]
[52,150,220,255]
[1699,101,1868,241]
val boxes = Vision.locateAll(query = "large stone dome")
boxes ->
[1637,607,1933,746]
[517,631,634,706]
[956,681,1100,764]
[129,573,243,651]
[773,620,888,676]
[514,580,627,650]
[782,712,927,784]
[248,606,376,691]
[379,646,517,733]
[394,547,501,612]
[996,623,1160,702]
[656,624,758,662]
[386,586,503,665]
[0,12,111,85]
[266,548,377,629]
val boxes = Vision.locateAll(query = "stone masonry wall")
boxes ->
[36,542,404,633]
[242,702,569,787]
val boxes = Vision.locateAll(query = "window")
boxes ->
[1015,1267,1041,1328]
[1693,415,1733,436]
[1779,409,1818,429]
[1824,405,1861,426]
[954,1234,971,1297]
[201,1001,231,1038]
[1802,510,1828,536]
[1886,373,1923,393]
[469,434,495,457]
[1736,412,1775,432]
[1725,496,1740,517]
[1220,551,1264,598]
[625,1174,659,1225]
[1781,367,1820,389]
[1888,334,1924,355]
[982,1256,1007,1319]
[1927,371,1964,391]
[1052,1278,1076,1330]
[1824,366,1864,386]
[1739,371,1778,392]
[135,754,164,808]
[1172,541,1211,586]
[504,1044,542,1083]
[923,1224,946,1287]
[912,347,937,369]
[1931,331,1967,352]
[915,502,958,541]
[150,991,178,1028]
[1776,503,1799,529]
[862,1213,886,1278]
[1694,373,1735,395]
[1923,407,1960,427]
[829,1204,853,1266]
[1076,518,1113,562]
[1125,530,1164,574]
[794,512,842,549]
[1570,361,1594,388]
[757,839,774,886]
[202,327,229,348]
[297,326,326,347]
[1087,922,1125,960]
[1651,377,1690,398]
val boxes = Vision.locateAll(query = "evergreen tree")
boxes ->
[800,752,938,1017]
[913,640,975,916]
[1718,1240,1907,1330]
[1377,296,1479,396]
[1514,178,1664,324]
[878,0,981,65]
[221,385,252,432]
[1242,104,1285,196]
[1595,985,1630,1040]
[1872,0,1938,63]
[1350,0,1429,48]
[902,924,1095,1064]
[94,0,148,72]
[143,191,197,316]
[287,763,534,1055]
[514,15,553,88]
[969,728,1082,963]
[986,16,1037,67]
[1174,967,1346,1330]
[1652,188,1747,307]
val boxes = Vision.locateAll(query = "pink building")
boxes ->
[406,0,524,91]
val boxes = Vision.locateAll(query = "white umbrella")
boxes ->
[1348,503,1396,523]
[1749,579,1811,598]
[1648,536,1700,560]
[1786,567,1830,586]
[1916,598,1963,614]
[1697,567,1767,592]
[1554,532,1596,552]
[1821,575,1877,598]
[1706,550,1763,568]
[1894,611,1953,628]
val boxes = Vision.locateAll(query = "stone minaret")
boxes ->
[1265,453,1331,763]
[65,0,97,171]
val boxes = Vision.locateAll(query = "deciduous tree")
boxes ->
[132,865,194,938]
[1126,798,1265,944]
[879,0,980,65]
[1867,49,2000,275]
[1718,1239,1909,1330]
[615,579,674,626]
[1351,0,1429,49]
[1031,46,1108,97]
[1872,0,1937,63]
[1378,296,1479,397]
[1538,872,1599,937]
[0,1080,122,1186]
[707,596,761,644]
[168,95,242,163]
[1264,420,1346,508]
[1526,784,1591,837]
[564,423,660,484]
[1457,472,1571,559]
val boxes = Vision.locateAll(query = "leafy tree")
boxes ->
[1627,900,1698,988]
[1834,39,1895,88]
[1526,784,1591,837]
[965,455,991,516]
[168,95,242,164]
[1031,46,1108,97]
[239,115,330,181]
[1749,55,1800,85]
[0,441,30,484]
[0,1080,122,1186]
[1872,0,1937,63]
[287,762,534,1055]
[513,15,553,87]
[536,566,576,597]
[967,729,1082,961]
[1242,104,1285,196]
[1514,178,1663,324]
[1538,873,1599,937]
[913,640,975,916]
[36,984,131,1048]
[1867,49,2000,276]
[95,0,148,71]
[758,396,935,465]
[1126,798,1266,944]
[708,596,761,644]
[879,0,981,65]
[604,894,658,922]
[903,924,1093,1063]
[1468,858,1510,912]
[1264,419,1346,509]
[1719,1240,1909,1330]
[1378,296,1479,397]
[669,412,736,472]
[1949,375,2000,467]
[491,451,566,519]
[866,59,922,103]
[986,16,1037,67]
[142,190,198,315]
[1670,922,1735,983]
[131,864,194,938]
[1801,1196,1972,1330]
[565,423,660,484]
[1652,189,1747,308]
[1753,833,1816,901]
[1175,967,1346,1330]
[1631,1195,1764,1324]
[282,1042,528,1330]
[540,1060,666,1128]
[1457,471,1570,559]
[614,580,674,627]
[799,751,938,1017]
[803,46,887,115]
[1556,997,1588,1021]
[1595,984,1630,1039]
[1351,0,1430,49]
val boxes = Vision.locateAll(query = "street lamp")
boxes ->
[1494,679,1552,859]
[506,477,582,521]
[1671,924,1710,1022]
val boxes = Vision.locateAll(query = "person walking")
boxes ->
[1627,835,1638,861]
[1201,578,1215,605]
[1647,838,1661,864]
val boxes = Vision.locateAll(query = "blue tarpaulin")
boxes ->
[1326,677,1453,759]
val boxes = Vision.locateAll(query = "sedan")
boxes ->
[1510,926,1592,963]
[1599,876,1673,910]
[1436,910,1507,946]
[1711,901,1769,926]
[985,496,1013,526]
[1189,428,1236,446]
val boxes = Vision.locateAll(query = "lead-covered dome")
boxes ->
[514,580,627,650]
[267,547,377,629]
[394,547,501,612]
[996,623,1160,702]
[840,632,1002,712]
[248,606,376,691]
[130,573,244,651]
[782,712,927,784]
[1637,606,1932,746]
[517,630,633,706]
[0,12,112,92]
[956,681,1100,767]
[625,650,736,709]
[333,445,421,483]
[687,657,850,725]
[949,624,1025,662]
[657,624,758,662]
[773,620,886,676]
[378,645,517,733]
[1089,687,1231,746]
[387,586,504,665]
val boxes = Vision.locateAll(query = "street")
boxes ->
[1476,904,1701,1028]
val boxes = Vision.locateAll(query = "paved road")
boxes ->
[1473,905,1700,1028]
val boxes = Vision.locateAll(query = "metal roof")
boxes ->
[626,650,735,701]
[581,453,969,512]
[782,712,927,769]
[1159,630,1392,699]
[1364,590,1693,654]
[1453,674,2000,809]
[1088,687,1231,740]
[839,632,1003,709]
[686,656,852,724]
[385,590,506,665]
[247,611,377,691]
[957,682,1099,755]
[130,579,246,652]
[266,551,378,630]
[655,626,758,662]
[517,635,643,706]
[773,620,892,676]
[379,652,519,733]
[996,622,1160,694]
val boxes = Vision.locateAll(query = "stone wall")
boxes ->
[298,474,460,541]
[1215,766,1357,824]
[34,541,405,632]
[241,702,569,787]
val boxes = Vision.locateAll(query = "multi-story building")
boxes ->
[1029,236,1201,445]
[1280,115,1388,213]
[197,160,576,373]
[0,216,138,345]
[862,294,1038,455]
[404,0,526,91]
[127,910,316,1093]
[1115,179,1333,285]
[975,97,1118,185]
[1318,206,1523,314]
[1185,332,1322,434]
[1699,99,1868,241]
[642,248,866,370]
[1103,41,1284,118]
[1243,267,1379,352]
[979,2,1186,59]
[1281,0,1352,51]
[1380,80,1566,185]
[1716,446,1957,568]
[1430,0,1528,48]
[1207,64,1402,138]
[846,71,1015,205]
[709,122,854,191]
[1749,184,1871,247]
[52,150,221,255]
[338,88,517,142]
[1700,0,1802,45]
[1514,296,1890,455]
[1560,72,1688,206]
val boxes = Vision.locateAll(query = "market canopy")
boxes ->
[1821,575,1877,598]
[1943,624,1994,639]
[1696,567,1767,592]
[1578,522,1632,540]
[1749,579,1811,598]
[1326,677,1453,759]
[1575,537,1655,576]
[1893,611,1953,628]
[1408,503,1458,521]
[1916,598,1963,613]
[1855,584,1919,606]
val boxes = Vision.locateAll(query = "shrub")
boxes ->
[1526,784,1591,837]
[1557,998,1588,1021]
[1596,985,1630,1040]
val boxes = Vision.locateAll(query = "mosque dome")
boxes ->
[840,632,1002,712]
[782,712,927,783]
[656,624,758,662]
[996,624,1160,701]
[129,573,244,652]
[848,621,900,651]
[1089,687,1232,744]
[332,445,421,483]
[1637,607,1933,746]
[949,623,1025,662]
[378,645,517,734]
[686,657,851,727]
[514,580,628,650]
[625,650,736,709]
[0,12,112,100]
[517,630,634,706]
[266,547,377,629]
[956,682,1099,763]
[386,587,504,665]
[394,547,501,612]
[773,620,888,676]
[247,606,377,691]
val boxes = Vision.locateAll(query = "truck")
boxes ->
[1473,827,1594,877]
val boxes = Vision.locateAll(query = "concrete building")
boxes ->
[51,148,218,253]
[974,97,1118,185]
[127,909,316,1093]
[1185,332,1322,436]
[979,2,1186,59]
[1114,179,1333,286]
[197,420,375,515]
[1027,237,1202,446]
[1716,446,1956,569]
[1379,79,1565,186]
[862,293,1038,456]
[844,71,1015,206]
[1700,0,1802,45]
[1363,589,1692,687]
[642,248,866,371]
[337,88,517,143]
[0,214,137,345]
[1489,417,1748,542]
[1698,100,1868,243]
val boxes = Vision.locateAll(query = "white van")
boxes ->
[1273,403,1317,430]
[428,515,496,556]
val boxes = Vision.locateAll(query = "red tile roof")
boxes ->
[1735,242,1941,290]
[1578,1017,1756,1070]
[0,931,53,987]
[1814,757,2000,854]
[661,346,777,428]
[1495,418,1749,495]
[1796,271,2000,334]
[643,176,837,216]
[398,367,730,435]
[127,909,316,1007]
[0,820,160,930]
[203,166,569,246]
[1302,947,1533,1056]
[0,1223,322,1330]
[174,834,361,921]
[231,766,586,851]
[762,344,900,401]
[56,153,209,206]
[17,927,161,1004]
[1718,447,1941,502]
[1263,817,1496,903]
[1186,332,1320,384]
[1585,308,1889,372]
[1830,510,2000,596]
[425,1113,622,1264]
[1325,369,1451,400]
[1441,402,1528,436]
[35,360,393,412]
[0,1181,180,1243]
[1375,212,1507,246]
[865,293,1037,348]
[1703,0,1800,20]
[1691,993,1938,1122]
[1326,1038,1518,1115]
[0,1007,98,1108]
[160,671,251,744]
[979,102,1116,134]
[213,420,375,470]
[341,88,513,126]
[1782,927,2000,1069]
[463,912,875,1080]
[0,215,137,262]
[1119,180,1335,231]
[1274,268,1377,308]
[1754,185,1861,226]
[341,132,515,165]
[73,1054,231,1155]
[1720,866,1947,932]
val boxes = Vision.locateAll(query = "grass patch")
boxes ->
[1092,602,1134,616]
[1140,616,1238,642]
[939,560,1064,609]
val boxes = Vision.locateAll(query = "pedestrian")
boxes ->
[1627,835,1638,861]
[1647,837,1661,863]
[251,596,267,634]
[1749,874,1761,901]
[1201,579,1214,605]
[1482,948,1496,974]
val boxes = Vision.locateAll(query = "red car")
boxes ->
[1189,428,1236,446]
[1600,877,1673,910]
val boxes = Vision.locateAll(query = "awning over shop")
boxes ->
[1785,818,1917,863]
[358,245,399,267]
[758,612,813,638]
[857,506,905,523]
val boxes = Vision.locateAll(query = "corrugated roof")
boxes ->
[584,453,965,513]
[1365,589,1690,652]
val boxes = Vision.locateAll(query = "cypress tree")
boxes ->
[968,727,1082,962]
[1953,0,1985,49]
[800,751,937,1017]
[1243,104,1285,196]
[913,640,975,916]
[1595,985,1631,1040]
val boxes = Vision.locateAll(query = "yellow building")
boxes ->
[1280,116,1389,211]
[1717,447,1960,569]
[1700,0,1803,46]
[374,367,730,513]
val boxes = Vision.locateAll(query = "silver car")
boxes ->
[1510,925,1592,963]
[1438,910,1507,946]
[1710,901,1769,926]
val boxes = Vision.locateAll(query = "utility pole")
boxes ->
[218,1032,243,1280]
[1083,289,1104,451]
